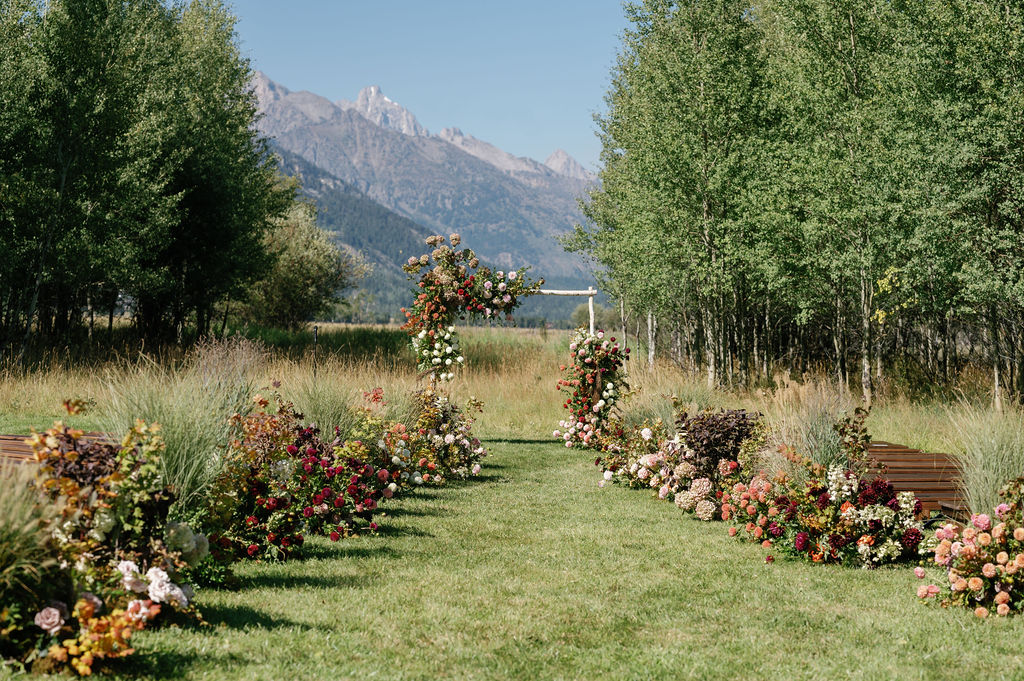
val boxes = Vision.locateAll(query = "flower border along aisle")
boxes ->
[400,233,543,383]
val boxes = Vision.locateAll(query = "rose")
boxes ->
[34,607,64,635]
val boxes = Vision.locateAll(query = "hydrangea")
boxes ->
[695,499,717,521]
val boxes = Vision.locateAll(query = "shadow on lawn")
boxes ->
[201,603,314,630]
[242,572,371,590]
[120,648,247,679]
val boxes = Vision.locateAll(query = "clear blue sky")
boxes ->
[232,1,630,171]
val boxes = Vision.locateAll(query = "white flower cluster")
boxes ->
[826,465,859,502]
[413,326,464,382]
[116,561,193,609]
[555,414,602,448]
[164,522,210,566]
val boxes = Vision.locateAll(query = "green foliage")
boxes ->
[0,463,58,612]
[239,195,368,330]
[574,0,1024,400]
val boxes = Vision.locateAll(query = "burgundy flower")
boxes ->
[901,527,924,550]
[329,531,340,542]
[247,544,259,557]
[816,492,831,510]
[303,506,313,518]
[333,497,346,508]
[795,531,810,552]
[286,445,298,455]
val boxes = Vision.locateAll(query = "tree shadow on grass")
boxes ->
[373,522,434,539]
[118,648,247,680]
[242,572,371,591]
[201,603,314,630]
[378,505,438,518]
[485,438,556,445]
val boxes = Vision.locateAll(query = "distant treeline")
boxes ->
[0,0,356,360]
[571,0,1024,404]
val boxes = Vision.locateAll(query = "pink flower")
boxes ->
[914,567,926,579]
[972,513,992,531]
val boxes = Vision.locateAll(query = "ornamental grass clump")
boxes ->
[101,337,261,522]
[917,477,1024,618]
[949,403,1024,515]
[554,328,629,449]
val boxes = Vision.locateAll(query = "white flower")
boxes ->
[34,607,64,636]
[445,358,452,366]
[640,428,653,441]
[508,271,517,280]
[471,464,482,475]
[444,433,456,444]
[603,470,613,481]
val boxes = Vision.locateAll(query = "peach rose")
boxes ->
[968,577,985,592]
[997,603,1010,617]
[975,606,989,618]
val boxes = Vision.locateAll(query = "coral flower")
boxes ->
[914,567,926,579]
[997,603,1010,616]
[968,577,985,592]
[982,563,998,578]
[975,607,989,618]
[728,527,738,537]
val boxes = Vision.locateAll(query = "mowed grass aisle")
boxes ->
[81,441,1024,681]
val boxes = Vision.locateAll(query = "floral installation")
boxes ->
[408,387,486,481]
[727,444,926,568]
[0,420,204,675]
[916,477,1024,617]
[595,410,762,522]
[208,392,408,559]
[401,233,543,382]
[554,328,629,449]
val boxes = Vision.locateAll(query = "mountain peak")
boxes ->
[338,85,429,137]
[544,149,594,182]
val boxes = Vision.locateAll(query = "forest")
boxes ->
[0,0,357,361]
[571,0,1024,404]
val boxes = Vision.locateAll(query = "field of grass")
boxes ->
[0,324,976,452]
[0,439,1011,681]
[3,327,1023,679]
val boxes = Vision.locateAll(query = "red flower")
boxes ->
[329,531,340,542]
[246,515,258,526]
[247,544,259,557]
[286,445,299,455]
[334,497,346,508]
[303,506,314,517]
[267,532,278,544]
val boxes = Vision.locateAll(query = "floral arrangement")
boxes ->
[208,393,407,559]
[727,446,925,568]
[916,477,1024,617]
[0,421,203,675]
[401,233,543,382]
[408,387,486,481]
[554,329,629,449]
[596,411,761,523]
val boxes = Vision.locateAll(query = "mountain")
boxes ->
[273,146,435,318]
[545,149,596,182]
[337,85,429,138]
[253,72,598,321]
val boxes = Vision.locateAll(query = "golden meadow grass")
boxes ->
[0,325,1018,511]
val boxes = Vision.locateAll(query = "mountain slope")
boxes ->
[253,72,594,283]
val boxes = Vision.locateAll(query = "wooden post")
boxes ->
[588,287,595,335]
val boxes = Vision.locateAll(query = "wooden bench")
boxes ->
[867,440,967,516]
[0,432,112,465]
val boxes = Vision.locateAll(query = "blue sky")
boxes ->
[232,1,630,171]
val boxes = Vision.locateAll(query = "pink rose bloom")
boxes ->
[972,513,992,531]
[916,584,930,599]
[996,503,1011,520]
[658,485,670,499]
[914,567,926,579]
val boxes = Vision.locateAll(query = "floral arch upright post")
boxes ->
[400,234,545,382]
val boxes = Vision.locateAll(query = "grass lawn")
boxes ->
[29,439,1018,681]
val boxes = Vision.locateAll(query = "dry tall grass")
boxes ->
[1,325,1016,509]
